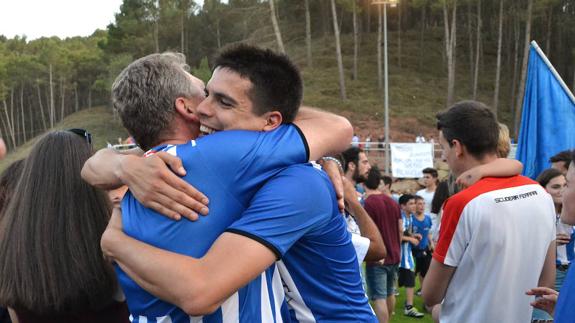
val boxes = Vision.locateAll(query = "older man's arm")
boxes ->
[293,106,353,161]
[82,148,209,221]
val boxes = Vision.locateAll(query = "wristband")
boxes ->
[321,156,343,171]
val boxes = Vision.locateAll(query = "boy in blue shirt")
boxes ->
[412,195,434,298]
[398,194,425,318]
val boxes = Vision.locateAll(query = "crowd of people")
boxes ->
[0,44,573,323]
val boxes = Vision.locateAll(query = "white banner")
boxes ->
[390,143,434,178]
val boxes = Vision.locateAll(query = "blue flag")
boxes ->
[516,41,575,179]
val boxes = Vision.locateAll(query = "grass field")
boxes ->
[390,283,434,323]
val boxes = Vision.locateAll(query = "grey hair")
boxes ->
[111,52,199,150]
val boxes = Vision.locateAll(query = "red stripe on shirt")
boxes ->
[432,175,538,264]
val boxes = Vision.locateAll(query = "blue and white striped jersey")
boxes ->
[400,212,416,270]
[227,164,378,322]
[118,125,308,323]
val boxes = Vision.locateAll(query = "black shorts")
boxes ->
[413,250,432,277]
[398,268,416,288]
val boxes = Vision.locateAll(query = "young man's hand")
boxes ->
[526,287,558,316]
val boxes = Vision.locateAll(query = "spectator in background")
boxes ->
[423,101,555,323]
[363,167,402,323]
[412,195,434,297]
[536,168,571,292]
[528,150,575,321]
[380,174,394,198]
[0,130,130,323]
[365,132,372,153]
[352,133,360,148]
[417,167,438,214]
[0,159,25,323]
[550,150,572,175]
[342,147,372,199]
[398,194,425,318]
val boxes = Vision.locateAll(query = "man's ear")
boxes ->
[262,111,283,131]
[452,139,465,158]
[174,97,198,122]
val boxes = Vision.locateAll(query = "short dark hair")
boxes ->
[365,166,382,190]
[536,168,565,188]
[422,167,438,178]
[341,147,363,173]
[0,131,117,315]
[382,175,392,187]
[399,194,415,206]
[550,150,572,170]
[112,52,200,150]
[413,195,424,201]
[213,44,303,123]
[436,101,499,159]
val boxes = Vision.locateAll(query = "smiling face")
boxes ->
[196,67,271,134]
[545,174,566,206]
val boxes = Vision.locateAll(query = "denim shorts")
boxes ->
[365,264,398,300]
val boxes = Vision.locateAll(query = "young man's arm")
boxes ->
[102,209,276,315]
[422,260,456,307]
[456,158,523,188]
[344,178,386,261]
[82,108,351,218]
[538,240,556,288]
[293,106,353,161]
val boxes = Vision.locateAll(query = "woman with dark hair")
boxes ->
[0,159,24,323]
[0,130,129,323]
[536,168,570,292]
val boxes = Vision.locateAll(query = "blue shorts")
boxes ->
[365,264,398,300]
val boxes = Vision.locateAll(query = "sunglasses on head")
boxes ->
[67,128,92,145]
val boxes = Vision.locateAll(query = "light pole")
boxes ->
[372,0,397,174]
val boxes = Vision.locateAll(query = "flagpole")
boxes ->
[531,40,575,105]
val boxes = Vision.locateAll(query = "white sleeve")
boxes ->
[351,233,371,264]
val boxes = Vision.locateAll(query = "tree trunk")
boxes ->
[2,100,16,148]
[510,14,520,117]
[60,77,65,121]
[397,0,402,68]
[467,1,474,91]
[444,0,457,108]
[20,84,26,143]
[377,4,383,91]
[74,82,79,112]
[269,0,285,53]
[514,0,533,139]
[545,5,552,56]
[49,64,54,128]
[330,0,347,100]
[418,5,426,70]
[180,4,185,55]
[366,0,371,33]
[305,0,313,68]
[473,0,482,100]
[493,0,504,115]
[36,80,47,130]
[216,19,222,49]
[352,0,359,80]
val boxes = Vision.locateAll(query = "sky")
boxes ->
[0,0,206,40]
